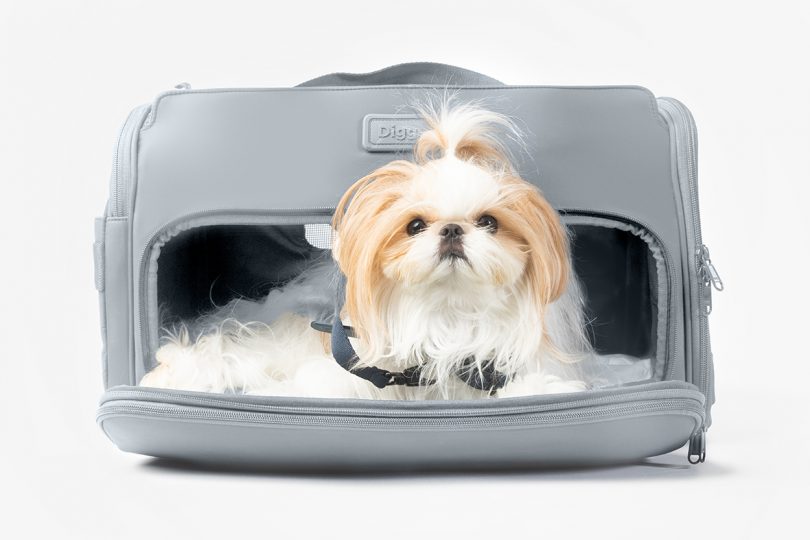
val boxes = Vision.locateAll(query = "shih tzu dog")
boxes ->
[141,103,591,399]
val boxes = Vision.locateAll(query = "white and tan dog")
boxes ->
[141,103,590,399]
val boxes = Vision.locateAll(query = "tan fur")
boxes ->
[499,175,570,304]
[332,160,418,353]
[319,329,331,354]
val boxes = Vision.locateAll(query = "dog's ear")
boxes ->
[332,159,416,271]
[505,178,570,306]
[331,161,416,354]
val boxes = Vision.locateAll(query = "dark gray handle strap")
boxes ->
[298,62,504,87]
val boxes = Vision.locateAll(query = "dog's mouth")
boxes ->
[438,243,470,265]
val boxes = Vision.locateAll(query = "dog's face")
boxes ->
[332,105,570,361]
[376,156,531,289]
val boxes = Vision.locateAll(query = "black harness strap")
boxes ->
[327,312,407,389]
[316,275,509,392]
[457,357,509,391]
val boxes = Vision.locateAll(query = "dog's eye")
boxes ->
[475,215,498,232]
[406,218,427,236]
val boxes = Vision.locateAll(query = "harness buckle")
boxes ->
[385,366,432,387]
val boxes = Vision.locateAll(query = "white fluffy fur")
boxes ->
[141,103,591,399]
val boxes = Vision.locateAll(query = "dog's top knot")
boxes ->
[413,102,519,169]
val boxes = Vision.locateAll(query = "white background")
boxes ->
[1,1,808,538]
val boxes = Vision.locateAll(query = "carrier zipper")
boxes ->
[109,87,192,217]
[658,98,720,432]
[687,427,706,464]
[109,109,133,216]
[99,385,705,430]
[698,245,723,290]
[99,398,704,429]
[102,382,703,415]
[108,104,151,217]
[698,245,723,314]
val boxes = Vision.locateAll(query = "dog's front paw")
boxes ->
[139,363,172,389]
[498,372,588,398]
[140,342,218,392]
[139,343,187,390]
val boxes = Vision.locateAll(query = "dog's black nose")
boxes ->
[439,223,464,239]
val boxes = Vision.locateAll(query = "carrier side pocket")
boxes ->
[93,217,108,384]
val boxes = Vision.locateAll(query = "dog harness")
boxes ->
[311,275,509,392]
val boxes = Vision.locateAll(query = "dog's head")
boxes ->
[332,104,570,361]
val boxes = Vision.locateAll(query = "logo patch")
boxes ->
[362,114,427,152]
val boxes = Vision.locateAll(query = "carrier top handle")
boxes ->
[297,62,504,87]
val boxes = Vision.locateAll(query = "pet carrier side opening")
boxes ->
[143,214,669,389]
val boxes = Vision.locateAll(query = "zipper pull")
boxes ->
[699,245,723,291]
[698,245,723,315]
[688,428,706,464]
[173,82,192,90]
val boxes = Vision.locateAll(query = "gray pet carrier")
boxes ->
[94,63,721,469]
